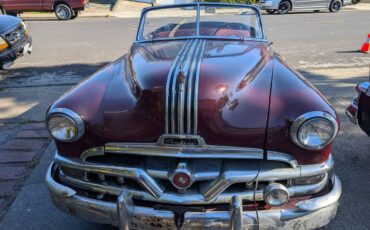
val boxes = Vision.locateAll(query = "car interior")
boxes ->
[146,21,256,40]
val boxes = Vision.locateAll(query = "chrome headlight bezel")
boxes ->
[46,108,85,142]
[290,111,338,150]
[263,183,290,207]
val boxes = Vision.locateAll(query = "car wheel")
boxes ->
[266,9,276,14]
[55,4,72,20]
[6,11,18,17]
[351,0,361,4]
[329,0,342,12]
[70,10,78,20]
[277,1,291,14]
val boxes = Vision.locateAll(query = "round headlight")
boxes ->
[263,183,290,207]
[46,108,84,142]
[290,111,338,150]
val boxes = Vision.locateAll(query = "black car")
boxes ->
[0,15,32,70]
[346,81,370,136]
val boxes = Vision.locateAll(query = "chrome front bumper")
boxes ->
[46,163,341,230]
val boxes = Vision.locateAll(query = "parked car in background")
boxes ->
[45,3,342,229]
[0,15,32,70]
[260,0,352,14]
[0,0,85,20]
[346,82,370,136]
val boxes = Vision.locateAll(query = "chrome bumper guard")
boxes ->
[46,163,341,230]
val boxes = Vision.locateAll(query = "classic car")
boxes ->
[346,81,370,136]
[45,3,342,230]
[259,0,351,14]
[0,15,32,70]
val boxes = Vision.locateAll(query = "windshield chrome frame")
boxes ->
[135,2,266,43]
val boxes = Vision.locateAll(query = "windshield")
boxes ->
[137,3,264,41]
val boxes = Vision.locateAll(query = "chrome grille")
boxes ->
[54,135,332,205]
[5,25,26,45]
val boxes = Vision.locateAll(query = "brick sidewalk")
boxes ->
[0,122,50,221]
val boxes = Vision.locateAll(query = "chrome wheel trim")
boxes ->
[56,5,71,20]
[278,2,290,14]
[330,0,342,12]
[333,2,340,10]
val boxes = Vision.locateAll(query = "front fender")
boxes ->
[266,56,339,164]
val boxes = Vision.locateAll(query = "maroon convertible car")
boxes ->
[45,3,342,229]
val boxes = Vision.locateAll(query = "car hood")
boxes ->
[0,15,21,34]
[52,39,274,154]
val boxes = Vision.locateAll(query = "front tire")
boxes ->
[277,1,291,14]
[329,0,342,12]
[266,9,276,14]
[55,4,72,20]
[70,10,78,20]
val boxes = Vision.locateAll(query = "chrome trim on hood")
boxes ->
[165,39,206,135]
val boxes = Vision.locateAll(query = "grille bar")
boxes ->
[55,147,333,205]
[58,165,329,205]
[5,26,26,45]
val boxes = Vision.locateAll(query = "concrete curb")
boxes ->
[20,12,111,19]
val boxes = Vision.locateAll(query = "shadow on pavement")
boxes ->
[299,68,369,98]
[0,62,108,124]
[0,62,109,88]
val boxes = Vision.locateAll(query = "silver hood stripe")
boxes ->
[165,39,191,134]
[165,39,206,135]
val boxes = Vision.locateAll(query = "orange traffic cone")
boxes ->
[360,34,370,53]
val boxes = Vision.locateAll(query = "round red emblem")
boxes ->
[172,172,191,188]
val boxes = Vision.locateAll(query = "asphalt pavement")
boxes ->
[0,9,370,230]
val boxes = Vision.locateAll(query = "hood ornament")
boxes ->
[178,70,186,84]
